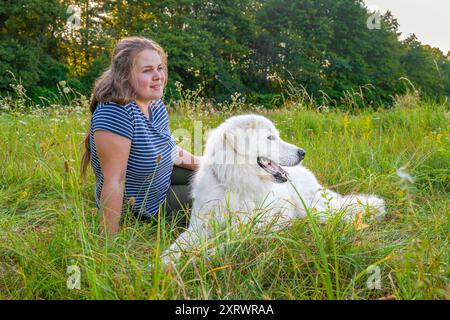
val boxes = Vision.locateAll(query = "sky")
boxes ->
[363,0,450,54]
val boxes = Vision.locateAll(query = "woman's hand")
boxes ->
[174,146,202,171]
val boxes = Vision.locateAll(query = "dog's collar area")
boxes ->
[257,156,289,183]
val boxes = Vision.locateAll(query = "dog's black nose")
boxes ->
[298,149,306,160]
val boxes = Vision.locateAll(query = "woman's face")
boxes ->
[131,49,165,103]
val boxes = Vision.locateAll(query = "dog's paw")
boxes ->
[148,252,179,272]
[335,194,386,223]
[315,212,329,224]
[161,254,177,268]
[366,196,386,221]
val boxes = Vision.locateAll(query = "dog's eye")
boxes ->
[267,135,276,140]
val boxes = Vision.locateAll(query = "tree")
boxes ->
[400,35,447,98]
[254,0,333,96]
[0,0,67,92]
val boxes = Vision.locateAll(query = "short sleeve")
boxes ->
[92,103,134,140]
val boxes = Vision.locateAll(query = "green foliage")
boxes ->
[400,36,448,98]
[0,0,68,91]
[1,0,449,107]
[0,39,41,89]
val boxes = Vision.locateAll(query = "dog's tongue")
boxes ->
[273,162,289,181]
[258,157,289,181]
[268,160,287,177]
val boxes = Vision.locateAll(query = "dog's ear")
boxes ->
[223,129,249,156]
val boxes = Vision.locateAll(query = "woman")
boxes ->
[80,36,201,234]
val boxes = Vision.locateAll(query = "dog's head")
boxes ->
[204,114,305,184]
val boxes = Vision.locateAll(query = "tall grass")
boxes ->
[0,83,448,299]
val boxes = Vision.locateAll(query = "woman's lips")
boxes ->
[151,84,162,90]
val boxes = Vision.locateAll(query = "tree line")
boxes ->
[1,0,449,108]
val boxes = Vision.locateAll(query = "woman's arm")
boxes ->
[99,179,125,234]
[173,146,202,171]
[94,130,131,235]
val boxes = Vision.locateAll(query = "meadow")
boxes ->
[0,88,448,300]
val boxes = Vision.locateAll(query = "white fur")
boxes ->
[161,114,386,265]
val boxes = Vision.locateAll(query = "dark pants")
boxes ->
[134,166,194,223]
[165,166,194,215]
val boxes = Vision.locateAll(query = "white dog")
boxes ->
[161,114,385,265]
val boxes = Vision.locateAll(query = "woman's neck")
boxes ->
[135,99,153,118]
[135,98,151,109]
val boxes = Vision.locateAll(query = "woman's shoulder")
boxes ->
[96,101,135,112]
[91,101,135,139]
[94,101,136,120]
[92,101,136,126]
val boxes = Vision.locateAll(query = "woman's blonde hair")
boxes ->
[80,36,168,182]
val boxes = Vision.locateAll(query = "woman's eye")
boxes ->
[267,135,276,140]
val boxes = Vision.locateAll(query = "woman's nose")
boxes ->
[152,71,161,80]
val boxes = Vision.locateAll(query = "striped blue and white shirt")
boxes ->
[89,99,177,217]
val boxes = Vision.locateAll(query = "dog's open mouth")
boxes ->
[257,156,289,183]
